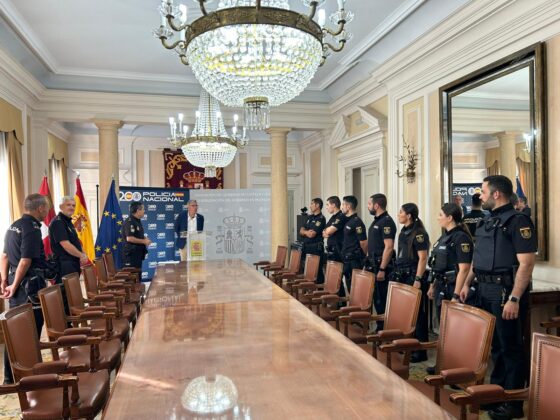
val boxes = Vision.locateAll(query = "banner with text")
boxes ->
[119,186,189,281]
[452,183,483,212]
[190,189,271,265]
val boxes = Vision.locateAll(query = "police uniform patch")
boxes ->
[416,234,424,243]
[461,243,471,253]
[383,226,391,235]
[315,221,321,227]
[334,219,339,225]
[130,226,135,233]
[520,227,532,239]
[356,226,363,234]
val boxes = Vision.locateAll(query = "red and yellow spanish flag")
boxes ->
[72,175,95,261]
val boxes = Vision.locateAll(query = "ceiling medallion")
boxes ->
[168,89,248,178]
[154,0,353,129]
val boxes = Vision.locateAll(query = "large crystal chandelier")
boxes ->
[168,89,248,178]
[154,0,353,130]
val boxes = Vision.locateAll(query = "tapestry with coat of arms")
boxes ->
[163,149,224,189]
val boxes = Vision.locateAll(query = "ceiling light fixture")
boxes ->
[154,0,353,130]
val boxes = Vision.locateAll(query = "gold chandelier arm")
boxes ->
[256,0,262,11]
[179,55,189,66]
[308,2,318,20]
[166,16,190,32]
[319,56,327,67]
[160,37,185,50]
[323,20,346,37]
[324,40,346,53]
[198,0,208,16]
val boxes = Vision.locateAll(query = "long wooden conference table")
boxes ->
[103,259,452,419]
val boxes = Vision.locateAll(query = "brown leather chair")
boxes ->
[264,249,301,278]
[94,257,142,311]
[450,332,560,420]
[380,301,495,419]
[280,254,320,296]
[39,285,122,375]
[102,252,146,296]
[317,269,375,329]
[1,304,110,419]
[298,260,343,310]
[269,249,302,284]
[63,273,131,349]
[254,245,287,271]
[82,263,137,327]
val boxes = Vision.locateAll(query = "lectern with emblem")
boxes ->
[183,231,206,261]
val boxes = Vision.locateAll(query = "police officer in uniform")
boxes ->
[395,203,430,363]
[1,194,51,384]
[427,203,473,319]
[299,198,326,283]
[365,193,396,331]
[322,196,347,263]
[340,196,367,296]
[463,193,486,238]
[122,201,152,269]
[462,175,536,420]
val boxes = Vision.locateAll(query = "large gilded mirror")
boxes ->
[440,44,547,259]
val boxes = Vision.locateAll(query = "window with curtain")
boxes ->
[50,158,64,207]
[0,132,11,251]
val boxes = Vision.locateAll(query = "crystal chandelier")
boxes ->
[168,89,248,178]
[154,0,353,130]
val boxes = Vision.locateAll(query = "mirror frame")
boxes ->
[439,43,547,259]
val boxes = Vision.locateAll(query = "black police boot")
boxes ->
[410,350,428,363]
[425,365,436,375]
[488,403,524,420]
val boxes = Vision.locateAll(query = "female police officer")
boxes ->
[394,203,430,363]
[427,203,473,320]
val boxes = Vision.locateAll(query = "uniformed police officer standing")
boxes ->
[462,175,536,420]
[427,203,473,319]
[299,198,326,283]
[322,196,347,263]
[365,193,396,331]
[1,194,51,384]
[463,193,486,238]
[394,203,430,363]
[49,196,88,315]
[340,196,367,296]
[122,201,152,269]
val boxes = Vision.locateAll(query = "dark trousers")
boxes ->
[364,264,390,331]
[478,282,528,410]
[434,281,455,322]
[57,258,80,317]
[4,305,43,384]
[399,272,429,351]
[341,258,363,297]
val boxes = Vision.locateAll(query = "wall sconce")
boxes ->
[396,139,419,183]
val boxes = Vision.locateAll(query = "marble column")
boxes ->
[267,128,291,259]
[94,120,123,214]
[496,131,521,183]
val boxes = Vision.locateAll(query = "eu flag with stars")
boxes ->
[95,180,124,268]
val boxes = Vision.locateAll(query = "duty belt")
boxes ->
[432,270,456,284]
[476,273,514,287]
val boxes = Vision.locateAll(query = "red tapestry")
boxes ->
[163,149,224,189]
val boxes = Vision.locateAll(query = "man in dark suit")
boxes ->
[174,200,204,261]
[517,196,531,217]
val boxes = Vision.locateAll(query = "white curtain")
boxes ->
[50,157,63,207]
[0,132,11,251]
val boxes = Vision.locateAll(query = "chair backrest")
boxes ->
[324,261,343,294]
[348,269,375,310]
[287,249,302,273]
[302,254,320,282]
[103,252,117,276]
[0,304,42,380]
[39,285,69,338]
[383,282,422,334]
[528,333,560,419]
[62,273,87,315]
[82,264,100,297]
[437,301,495,378]
[94,258,110,285]
[275,245,288,266]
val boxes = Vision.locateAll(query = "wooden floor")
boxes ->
[102,259,453,419]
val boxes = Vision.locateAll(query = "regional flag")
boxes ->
[72,175,95,261]
[94,179,124,268]
[38,176,56,256]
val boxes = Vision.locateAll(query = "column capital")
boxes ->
[493,130,524,141]
[266,127,291,136]
[93,119,124,131]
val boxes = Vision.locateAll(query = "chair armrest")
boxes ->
[18,374,78,392]
[63,327,93,336]
[32,361,69,375]
[367,328,405,343]
[348,311,374,321]
[254,260,271,266]
[379,338,438,353]
[280,273,297,280]
[321,294,343,305]
[293,282,318,291]
[425,368,477,386]
[339,306,362,314]
[450,384,529,407]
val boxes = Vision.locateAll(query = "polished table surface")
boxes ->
[103,260,452,419]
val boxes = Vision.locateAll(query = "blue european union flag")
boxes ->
[95,180,124,268]
[516,177,526,199]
